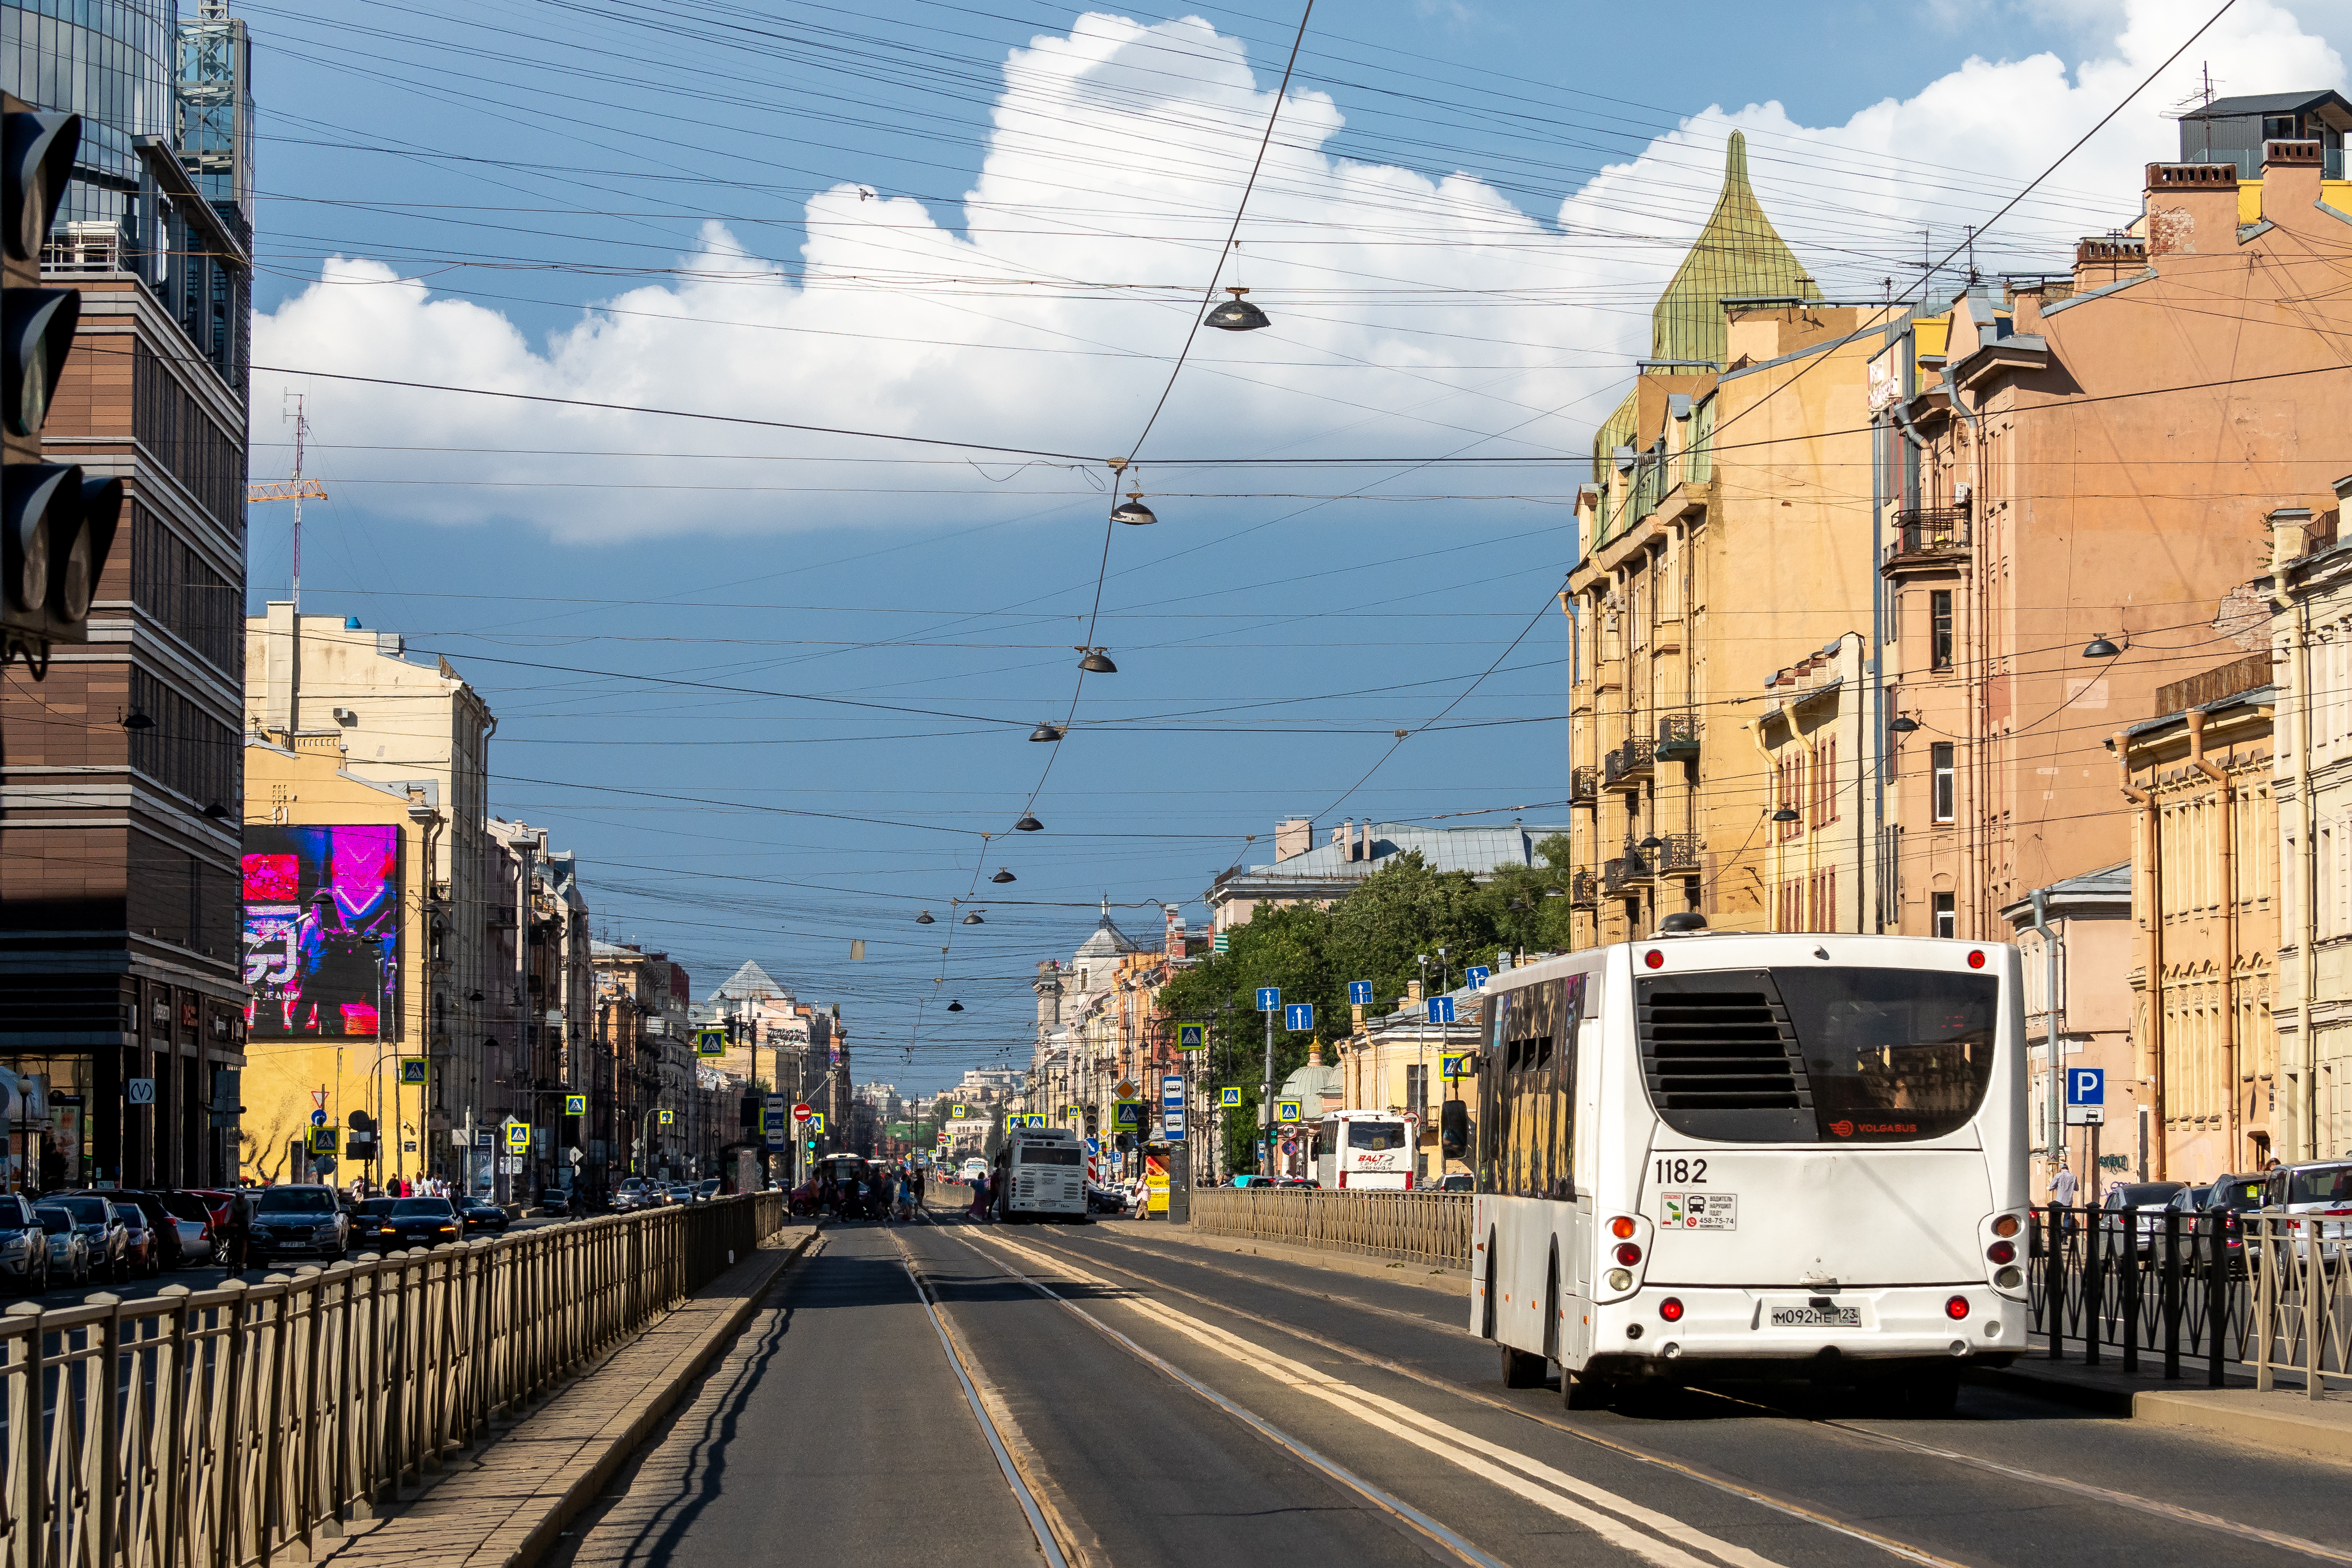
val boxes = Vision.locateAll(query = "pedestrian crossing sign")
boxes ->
[952,1103,967,1119]
[659,1108,674,1125]
[1025,1114,1046,1128]
[1221,1087,1241,1106]
[564,1093,586,1116]
[505,1121,531,1152]
[1177,1023,1208,1051]
[810,1113,825,1134]
[1441,1052,1471,1080]
[1112,1101,1143,1132]
[398,1059,428,1086]
[696,1028,727,1057]
[309,1126,337,1155]
[1275,1100,1302,1123]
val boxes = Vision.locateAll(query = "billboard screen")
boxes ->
[242,825,402,1039]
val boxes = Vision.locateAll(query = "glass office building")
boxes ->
[1,0,175,261]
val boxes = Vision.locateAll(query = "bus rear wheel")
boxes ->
[1500,1345,1547,1388]
[1563,1372,1615,1411]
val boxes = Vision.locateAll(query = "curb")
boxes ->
[500,1226,819,1568]
[2131,1387,2352,1464]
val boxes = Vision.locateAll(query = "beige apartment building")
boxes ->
[1569,117,2352,976]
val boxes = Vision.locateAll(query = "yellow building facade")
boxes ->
[240,734,445,1187]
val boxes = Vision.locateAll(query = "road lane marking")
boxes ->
[1018,1229,1958,1567]
[1078,1228,1470,1336]
[931,1225,1511,1568]
[971,1228,1763,1568]
[886,1232,1069,1568]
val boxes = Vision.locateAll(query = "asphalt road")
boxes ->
[545,1207,2352,1568]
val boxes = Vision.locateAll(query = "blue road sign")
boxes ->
[1164,1108,1186,1142]
[1221,1086,1242,1106]
[309,1109,327,1127]
[1284,1002,1315,1032]
[1427,996,1456,1024]
[1161,1073,1184,1108]
[1256,987,1281,1013]
[1465,965,1492,990]
[1347,980,1373,1006]
[2067,1068,2106,1106]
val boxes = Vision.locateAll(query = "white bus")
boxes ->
[997,1125,1089,1224]
[1312,1110,1419,1190]
[1470,921,2028,1412]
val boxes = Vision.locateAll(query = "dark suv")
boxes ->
[249,1185,350,1265]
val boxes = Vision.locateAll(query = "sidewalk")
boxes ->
[317,1222,819,1568]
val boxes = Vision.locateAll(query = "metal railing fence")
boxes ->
[0,1192,782,1568]
[2247,1212,2352,1397]
[1187,1190,1470,1269]
[2026,1205,2249,1384]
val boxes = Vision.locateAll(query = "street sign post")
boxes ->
[1161,1072,1185,1143]
[504,1122,531,1152]
[309,1109,327,1127]
[1441,1051,1471,1080]
[1221,1086,1241,1106]
[399,1059,428,1086]
[2065,1067,2106,1126]
[1347,981,1373,1006]
[1255,987,1281,1013]
[1284,1002,1314,1032]
[1465,965,1491,990]
[696,1028,726,1057]
[1112,1101,1143,1133]
[1177,1023,1208,1051]
[564,1094,586,1116]
[1274,1100,1302,1123]
[1427,996,1456,1024]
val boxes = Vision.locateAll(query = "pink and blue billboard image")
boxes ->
[241,825,402,1039]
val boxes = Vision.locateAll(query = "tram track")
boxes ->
[1005,1221,2352,1568]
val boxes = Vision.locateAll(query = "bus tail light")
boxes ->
[1944,1295,1970,1321]
[1986,1240,2015,1264]
[1614,1242,1642,1266]
[1610,1215,1637,1240]
[1990,1213,2021,1239]
[1658,1297,1683,1323]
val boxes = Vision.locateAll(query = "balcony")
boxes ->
[1655,833,1703,874]
[1883,508,1969,569]
[1571,767,1599,806]
[1603,852,1653,893]
[1655,712,1699,762]
[1603,736,1656,788]
[1569,870,1599,906]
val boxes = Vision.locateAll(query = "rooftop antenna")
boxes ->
[248,391,327,611]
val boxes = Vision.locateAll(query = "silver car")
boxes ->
[0,1196,49,1294]
[2263,1161,2352,1260]
[54,1195,129,1283]
[33,1206,90,1287]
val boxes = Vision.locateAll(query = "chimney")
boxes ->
[1330,819,1350,851]
[2259,136,2322,221]
[1274,816,1312,862]
[2143,162,2238,257]
[2073,232,2150,292]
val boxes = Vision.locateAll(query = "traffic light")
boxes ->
[3,99,120,677]
[347,1109,378,1160]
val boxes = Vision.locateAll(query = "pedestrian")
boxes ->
[2050,1160,2078,1210]
[224,1185,256,1278]
[967,1168,989,1222]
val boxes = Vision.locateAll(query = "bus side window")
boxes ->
[1554,975,1584,1199]
[1477,990,1505,1191]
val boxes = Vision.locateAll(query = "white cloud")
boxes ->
[253,0,2346,542]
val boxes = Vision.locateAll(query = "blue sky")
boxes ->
[239,0,2347,1093]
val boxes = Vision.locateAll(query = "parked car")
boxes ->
[154,1191,217,1267]
[1084,1181,1129,1215]
[0,1196,49,1294]
[1274,1178,1320,1189]
[666,1185,696,1206]
[53,1195,129,1282]
[694,1179,722,1202]
[2186,1174,2270,1274]
[460,1198,509,1234]
[2099,1181,2188,1251]
[1232,1174,1275,1189]
[2263,1160,2352,1259]
[369,1198,464,1250]
[1432,1173,1475,1193]
[31,1205,86,1287]
[108,1196,165,1277]
[247,1185,348,1266]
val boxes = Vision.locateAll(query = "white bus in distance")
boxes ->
[1470,917,2028,1413]
[997,1125,1090,1224]
[1311,1109,1418,1190]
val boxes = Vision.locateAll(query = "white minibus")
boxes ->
[1311,1109,1419,1190]
[1470,920,2028,1412]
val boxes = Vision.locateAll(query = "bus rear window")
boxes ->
[1638,968,1997,1143]
[1018,1146,1082,1166]
[1347,1121,1407,1152]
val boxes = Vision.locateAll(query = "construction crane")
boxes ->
[248,392,326,609]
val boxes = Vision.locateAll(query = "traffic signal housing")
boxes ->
[4,98,120,675]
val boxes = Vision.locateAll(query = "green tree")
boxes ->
[1327,850,1503,1002]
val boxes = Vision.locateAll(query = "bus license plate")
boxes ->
[1769,1304,1861,1328]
